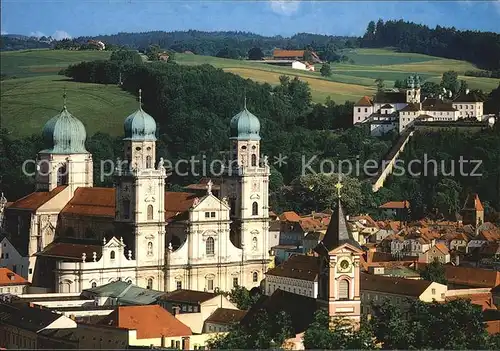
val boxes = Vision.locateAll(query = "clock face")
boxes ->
[338,259,351,272]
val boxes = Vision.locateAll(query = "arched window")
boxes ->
[147,205,154,220]
[206,237,215,256]
[251,154,257,167]
[252,202,258,216]
[147,242,153,256]
[57,165,68,186]
[146,156,152,168]
[252,237,257,251]
[91,282,97,288]
[110,250,115,260]
[339,279,349,300]
[252,272,258,282]
[123,200,130,220]
[147,278,153,289]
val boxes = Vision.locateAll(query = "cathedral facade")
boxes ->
[2,93,271,293]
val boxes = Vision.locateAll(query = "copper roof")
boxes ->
[101,305,192,339]
[204,308,247,325]
[265,254,319,281]
[360,272,433,297]
[160,289,219,304]
[8,186,67,211]
[36,240,103,261]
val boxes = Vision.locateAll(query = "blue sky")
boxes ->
[1,1,499,39]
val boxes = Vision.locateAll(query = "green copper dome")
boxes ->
[230,107,261,141]
[41,106,88,154]
[123,107,157,141]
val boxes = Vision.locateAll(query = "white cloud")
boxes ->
[30,31,46,38]
[52,30,71,40]
[269,0,300,16]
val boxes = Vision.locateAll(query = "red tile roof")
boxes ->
[446,292,496,311]
[164,192,198,220]
[361,272,434,297]
[62,187,115,217]
[8,186,67,211]
[273,49,305,58]
[0,268,29,286]
[434,243,450,255]
[101,305,192,339]
[445,266,500,288]
[279,211,301,223]
[379,201,410,209]
[205,308,247,325]
[463,193,484,211]
[355,95,373,107]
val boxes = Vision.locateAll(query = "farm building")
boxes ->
[291,61,315,72]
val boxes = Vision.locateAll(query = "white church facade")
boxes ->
[1,91,271,293]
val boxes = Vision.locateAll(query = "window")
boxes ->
[210,212,216,218]
[206,237,215,255]
[147,242,153,256]
[253,272,258,282]
[57,164,68,186]
[110,251,115,260]
[207,278,214,291]
[146,156,152,168]
[147,205,153,220]
[176,281,182,290]
[29,268,33,274]
[252,237,257,251]
[252,202,258,216]
[431,288,436,295]
[365,108,368,112]
[91,282,97,288]
[233,277,238,287]
[338,279,349,300]
[251,154,257,167]
[205,212,210,218]
[357,108,361,112]
[147,278,153,289]
[123,200,130,220]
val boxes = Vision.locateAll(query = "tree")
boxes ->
[375,78,385,92]
[247,47,264,60]
[303,310,377,349]
[441,70,459,95]
[421,81,441,97]
[146,44,161,61]
[320,63,332,77]
[393,79,404,89]
[224,285,261,310]
[303,50,314,63]
[419,259,447,284]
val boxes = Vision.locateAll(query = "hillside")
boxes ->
[0,49,110,77]
[175,48,499,103]
[0,75,138,138]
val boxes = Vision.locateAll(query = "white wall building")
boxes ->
[0,236,29,278]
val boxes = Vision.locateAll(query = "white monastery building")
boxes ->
[1,91,271,293]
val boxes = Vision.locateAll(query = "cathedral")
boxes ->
[2,91,271,293]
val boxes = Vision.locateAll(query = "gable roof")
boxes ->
[381,103,394,109]
[453,91,484,103]
[445,266,500,288]
[279,211,301,223]
[273,49,305,58]
[0,302,67,332]
[36,239,103,261]
[83,281,164,305]
[434,243,450,255]
[100,305,192,339]
[265,254,319,281]
[360,272,434,297]
[205,308,247,325]
[8,186,67,212]
[355,96,373,107]
[160,289,220,304]
[400,103,421,112]
[61,187,115,217]
[462,193,484,211]
[379,201,410,209]
[316,198,361,252]
[0,268,29,286]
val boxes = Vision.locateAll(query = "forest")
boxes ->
[360,19,500,71]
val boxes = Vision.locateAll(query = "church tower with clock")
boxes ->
[314,180,363,326]
[219,100,271,286]
[114,90,167,290]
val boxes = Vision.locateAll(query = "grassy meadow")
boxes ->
[1,48,498,138]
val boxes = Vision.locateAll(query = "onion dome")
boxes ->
[230,99,261,141]
[123,89,157,141]
[41,103,88,154]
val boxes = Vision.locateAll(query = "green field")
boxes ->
[1,75,138,138]
[1,48,498,138]
[175,49,499,103]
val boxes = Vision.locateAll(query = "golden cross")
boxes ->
[335,181,343,198]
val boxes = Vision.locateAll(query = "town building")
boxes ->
[2,92,271,294]
[0,235,29,279]
[0,268,30,295]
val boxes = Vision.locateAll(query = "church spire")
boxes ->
[138,88,142,109]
